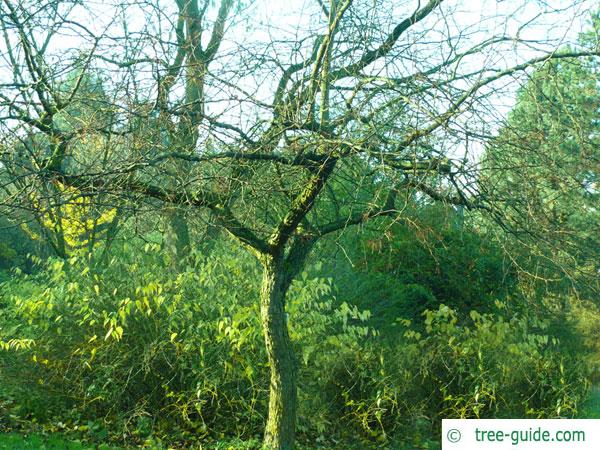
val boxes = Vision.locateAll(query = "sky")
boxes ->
[0,0,597,153]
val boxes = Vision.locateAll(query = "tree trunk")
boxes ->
[260,255,297,449]
[166,207,191,269]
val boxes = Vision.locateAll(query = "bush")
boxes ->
[315,304,590,447]
[0,241,592,448]
[0,242,268,444]
[0,243,372,446]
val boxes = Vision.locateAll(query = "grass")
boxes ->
[4,385,595,450]
[0,433,119,450]
[0,433,437,450]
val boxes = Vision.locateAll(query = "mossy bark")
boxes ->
[260,256,297,449]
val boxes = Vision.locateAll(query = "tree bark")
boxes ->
[168,207,191,266]
[260,255,297,449]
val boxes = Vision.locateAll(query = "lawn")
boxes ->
[0,433,119,450]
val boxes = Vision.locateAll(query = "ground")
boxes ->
[2,387,600,449]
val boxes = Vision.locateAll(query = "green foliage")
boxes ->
[0,433,119,450]
[0,214,594,449]
[481,38,600,287]
[579,386,600,419]
[0,241,375,447]
[1,222,593,448]
[0,244,17,269]
[324,204,513,325]
[0,242,266,445]
[0,214,40,272]
[317,304,590,447]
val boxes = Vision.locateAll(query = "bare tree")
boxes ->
[1,0,598,447]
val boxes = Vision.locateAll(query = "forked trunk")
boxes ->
[260,256,297,449]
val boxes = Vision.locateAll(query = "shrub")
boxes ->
[0,242,591,448]
[0,243,268,444]
[317,304,590,447]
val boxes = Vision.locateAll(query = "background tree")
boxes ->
[481,14,600,298]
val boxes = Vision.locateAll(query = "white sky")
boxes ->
[0,0,596,150]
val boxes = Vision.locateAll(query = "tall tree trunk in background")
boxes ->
[260,254,297,449]
[166,206,191,267]
[159,0,233,267]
